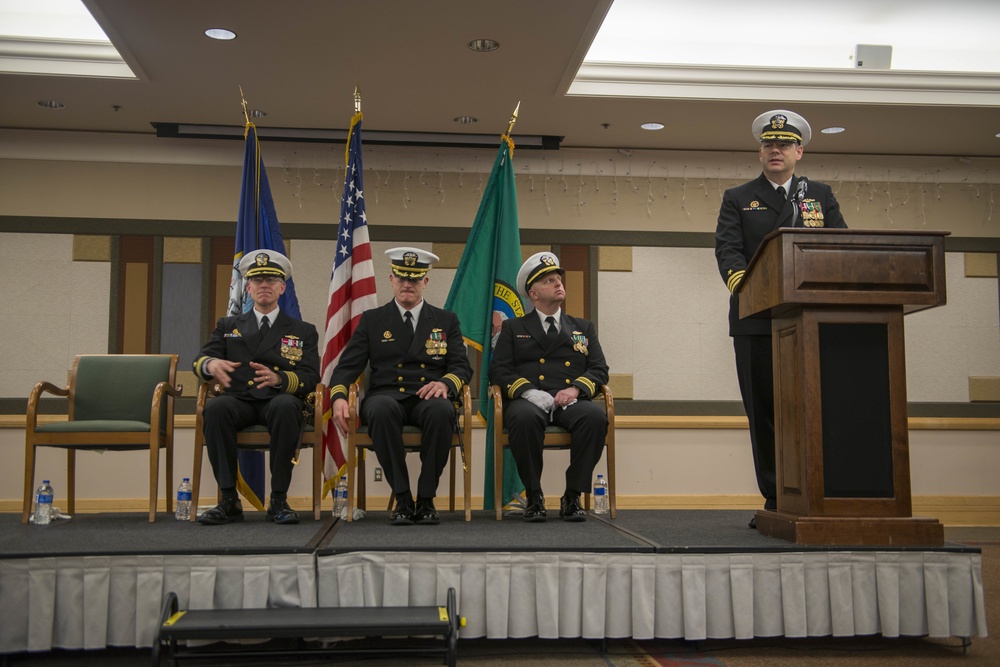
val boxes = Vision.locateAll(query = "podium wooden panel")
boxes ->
[738,229,948,546]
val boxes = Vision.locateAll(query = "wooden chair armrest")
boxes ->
[348,382,361,424]
[600,384,614,421]
[311,383,324,425]
[460,384,472,432]
[490,384,504,426]
[26,381,70,430]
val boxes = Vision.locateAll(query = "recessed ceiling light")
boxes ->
[821,126,846,134]
[468,38,499,52]
[641,122,664,130]
[37,100,65,109]
[205,28,237,41]
[453,115,478,124]
[248,109,267,118]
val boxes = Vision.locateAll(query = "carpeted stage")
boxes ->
[0,509,988,655]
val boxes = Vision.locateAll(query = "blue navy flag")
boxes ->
[228,122,300,510]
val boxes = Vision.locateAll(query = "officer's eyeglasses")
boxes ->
[248,276,283,285]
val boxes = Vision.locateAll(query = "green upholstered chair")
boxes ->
[490,384,616,520]
[345,382,473,522]
[191,382,324,520]
[22,354,182,523]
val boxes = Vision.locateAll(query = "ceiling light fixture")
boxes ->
[204,28,237,40]
[453,116,478,124]
[37,100,65,109]
[821,126,846,134]
[468,38,499,52]
[640,122,664,130]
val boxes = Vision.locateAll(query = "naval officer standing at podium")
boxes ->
[715,110,847,528]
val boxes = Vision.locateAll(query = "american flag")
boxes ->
[320,112,378,496]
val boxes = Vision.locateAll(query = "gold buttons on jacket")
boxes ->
[540,358,545,363]
[397,363,403,368]
[565,361,571,367]
[397,376,403,382]
[247,380,254,386]
[420,363,426,369]
[539,375,545,381]
[566,379,571,385]
[420,377,425,382]
[399,387,405,392]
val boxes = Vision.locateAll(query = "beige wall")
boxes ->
[2,130,999,236]
[1,130,998,521]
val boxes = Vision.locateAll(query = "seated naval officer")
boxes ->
[328,247,472,525]
[194,250,320,525]
[489,252,610,522]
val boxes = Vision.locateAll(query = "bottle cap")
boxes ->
[43,480,50,484]
[183,477,189,481]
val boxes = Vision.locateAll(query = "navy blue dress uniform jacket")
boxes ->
[715,173,847,336]
[490,312,609,402]
[328,301,472,403]
[193,310,320,399]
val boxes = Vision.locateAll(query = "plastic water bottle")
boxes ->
[175,478,192,521]
[332,475,348,518]
[593,474,609,515]
[34,480,54,525]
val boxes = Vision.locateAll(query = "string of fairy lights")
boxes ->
[277,146,998,226]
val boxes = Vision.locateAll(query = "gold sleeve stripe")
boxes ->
[576,377,596,396]
[193,356,212,380]
[727,270,744,293]
[443,374,464,392]
[285,372,299,394]
[329,384,348,399]
[507,378,529,398]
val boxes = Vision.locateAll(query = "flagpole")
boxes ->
[347,86,363,166]
[502,101,519,155]
[238,87,262,246]
[505,101,520,136]
[239,86,251,126]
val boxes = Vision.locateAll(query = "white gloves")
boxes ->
[522,389,555,412]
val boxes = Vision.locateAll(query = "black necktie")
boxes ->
[402,311,414,347]
[545,316,558,340]
[259,315,270,336]
[776,185,787,203]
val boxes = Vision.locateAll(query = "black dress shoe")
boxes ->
[559,492,587,522]
[748,516,757,529]
[266,498,300,525]
[522,491,547,522]
[197,497,244,525]
[415,497,440,525]
[390,494,415,526]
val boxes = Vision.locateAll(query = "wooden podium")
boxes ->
[738,228,948,546]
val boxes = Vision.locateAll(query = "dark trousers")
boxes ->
[733,335,776,508]
[202,393,304,497]
[503,398,607,495]
[361,394,456,499]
